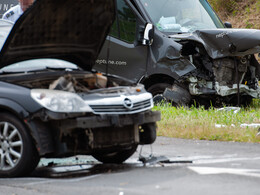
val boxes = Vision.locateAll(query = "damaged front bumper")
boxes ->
[56,110,161,129]
[28,110,161,156]
[214,82,260,98]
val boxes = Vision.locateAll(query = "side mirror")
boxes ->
[142,23,154,45]
[224,22,232,28]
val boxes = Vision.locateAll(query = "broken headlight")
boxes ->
[31,89,93,113]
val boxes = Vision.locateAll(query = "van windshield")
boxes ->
[139,0,224,33]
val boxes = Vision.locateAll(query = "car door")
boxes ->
[94,0,148,83]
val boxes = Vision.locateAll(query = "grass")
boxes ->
[153,99,260,143]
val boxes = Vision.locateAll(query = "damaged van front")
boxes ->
[95,0,260,106]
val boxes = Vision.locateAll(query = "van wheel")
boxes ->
[92,145,137,164]
[147,83,172,104]
[240,96,253,107]
[0,113,39,177]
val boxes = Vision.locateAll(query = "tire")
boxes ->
[221,95,254,107]
[92,145,137,164]
[147,83,172,104]
[0,113,40,177]
[240,96,253,107]
[139,123,157,145]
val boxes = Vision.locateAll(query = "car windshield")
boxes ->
[139,0,224,33]
[0,59,78,73]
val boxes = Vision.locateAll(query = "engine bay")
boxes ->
[165,38,260,106]
[0,70,136,93]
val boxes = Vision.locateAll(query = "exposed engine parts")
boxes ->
[164,37,260,106]
[49,73,108,92]
[5,72,118,93]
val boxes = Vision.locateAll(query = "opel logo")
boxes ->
[123,98,133,109]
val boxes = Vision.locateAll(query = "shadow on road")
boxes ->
[31,155,192,178]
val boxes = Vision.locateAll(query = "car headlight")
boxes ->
[31,89,93,113]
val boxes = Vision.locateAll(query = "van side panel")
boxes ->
[96,37,148,83]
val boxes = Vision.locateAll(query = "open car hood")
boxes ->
[171,29,260,59]
[0,0,115,70]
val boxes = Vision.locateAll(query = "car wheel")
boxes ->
[139,123,157,145]
[0,113,39,177]
[240,96,253,107]
[147,83,172,104]
[222,95,254,107]
[92,145,137,164]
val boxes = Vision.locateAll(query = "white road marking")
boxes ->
[189,167,260,178]
[193,156,260,164]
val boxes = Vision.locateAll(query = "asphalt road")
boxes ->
[1,137,260,195]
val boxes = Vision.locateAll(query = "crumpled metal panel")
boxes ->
[171,29,260,59]
[148,30,196,79]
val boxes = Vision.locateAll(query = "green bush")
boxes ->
[208,0,238,14]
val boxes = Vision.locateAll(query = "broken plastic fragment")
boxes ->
[215,123,260,131]
[139,155,169,165]
[217,107,241,114]
[240,123,260,128]
[215,124,235,128]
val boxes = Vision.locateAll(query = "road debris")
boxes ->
[217,107,241,114]
[215,123,260,129]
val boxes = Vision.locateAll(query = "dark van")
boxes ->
[95,0,260,106]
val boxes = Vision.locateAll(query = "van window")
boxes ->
[110,18,119,38]
[110,0,136,43]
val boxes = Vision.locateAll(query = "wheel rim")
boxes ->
[153,94,166,104]
[0,122,23,171]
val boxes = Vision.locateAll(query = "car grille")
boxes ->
[89,99,152,114]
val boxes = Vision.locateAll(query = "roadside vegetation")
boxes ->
[153,99,260,143]
[208,0,260,29]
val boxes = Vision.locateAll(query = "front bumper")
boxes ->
[27,110,160,156]
[215,83,260,98]
[58,110,161,130]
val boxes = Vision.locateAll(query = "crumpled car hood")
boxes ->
[0,0,115,70]
[171,29,260,59]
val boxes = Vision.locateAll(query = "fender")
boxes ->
[0,98,29,119]
[147,29,196,81]
[0,98,53,156]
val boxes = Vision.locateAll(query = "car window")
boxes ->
[110,17,119,38]
[110,0,137,43]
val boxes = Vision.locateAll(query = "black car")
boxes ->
[0,0,160,177]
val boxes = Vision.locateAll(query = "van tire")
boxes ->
[147,83,172,103]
